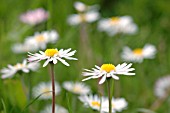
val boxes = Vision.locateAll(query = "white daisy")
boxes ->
[0,59,40,79]
[63,81,91,95]
[82,63,135,84]
[40,104,68,113]
[121,44,156,63]
[98,16,138,36]
[27,48,77,67]
[33,82,60,100]
[154,75,170,98]
[67,11,100,25]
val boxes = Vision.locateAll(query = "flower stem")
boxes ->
[107,79,112,113]
[28,72,32,100]
[49,63,55,113]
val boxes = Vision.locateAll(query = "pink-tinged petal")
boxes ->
[43,59,50,67]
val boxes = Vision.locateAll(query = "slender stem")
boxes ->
[107,79,112,113]
[49,63,55,113]
[28,72,32,100]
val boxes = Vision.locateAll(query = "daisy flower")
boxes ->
[1,59,40,79]
[98,16,138,36]
[33,82,60,100]
[40,104,68,113]
[20,8,49,25]
[121,44,156,63]
[63,81,91,95]
[27,48,77,67]
[67,11,100,25]
[154,75,170,98]
[82,63,135,84]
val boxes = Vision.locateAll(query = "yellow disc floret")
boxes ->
[45,49,58,57]
[101,64,116,72]
[36,35,45,42]
[133,48,143,56]
[91,101,100,107]
[110,17,120,24]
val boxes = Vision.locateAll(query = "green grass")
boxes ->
[0,0,170,113]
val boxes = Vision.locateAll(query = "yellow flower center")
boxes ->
[110,17,120,24]
[80,14,86,22]
[133,48,143,56]
[35,35,45,42]
[45,49,58,57]
[101,64,116,72]
[73,86,81,93]
[42,88,51,96]
[14,64,24,69]
[91,101,100,107]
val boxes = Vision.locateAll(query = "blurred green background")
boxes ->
[0,0,170,113]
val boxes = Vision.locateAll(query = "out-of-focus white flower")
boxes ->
[0,59,40,79]
[154,75,170,98]
[28,48,77,67]
[12,30,59,53]
[33,82,60,100]
[82,63,135,84]
[20,8,49,25]
[74,1,99,12]
[121,44,156,63]
[67,11,99,25]
[98,16,138,36]
[79,94,128,113]
[63,81,91,95]
[40,104,68,113]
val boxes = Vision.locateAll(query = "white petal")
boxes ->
[99,75,106,84]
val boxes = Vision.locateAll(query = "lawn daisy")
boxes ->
[67,11,100,25]
[82,63,135,84]
[33,82,60,100]
[1,59,40,79]
[121,44,156,63]
[98,16,138,36]
[154,75,170,98]
[28,48,77,67]
[40,104,68,113]
[20,8,49,25]
[63,81,91,95]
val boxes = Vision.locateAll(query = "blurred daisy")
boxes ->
[28,48,77,67]
[40,104,68,113]
[98,16,138,36]
[0,59,39,79]
[82,63,135,84]
[20,8,49,25]
[63,81,91,95]
[121,44,156,63]
[33,82,60,100]
[67,11,100,25]
[74,1,99,12]
[154,75,170,98]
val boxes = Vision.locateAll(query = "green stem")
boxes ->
[107,79,112,113]
[49,63,55,113]
[28,72,32,100]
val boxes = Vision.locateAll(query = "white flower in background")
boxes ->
[74,1,99,12]
[0,60,40,79]
[82,63,135,84]
[102,98,128,113]
[154,75,170,98]
[63,81,91,95]
[28,48,77,67]
[12,30,59,53]
[67,11,100,25]
[20,8,49,25]
[40,104,68,113]
[98,16,138,36]
[121,44,156,63]
[33,82,60,100]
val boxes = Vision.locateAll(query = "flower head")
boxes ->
[33,82,60,100]
[98,16,138,36]
[0,60,39,79]
[20,8,48,25]
[28,48,77,67]
[63,81,91,95]
[154,75,170,98]
[40,104,68,113]
[121,44,156,63]
[82,63,135,84]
